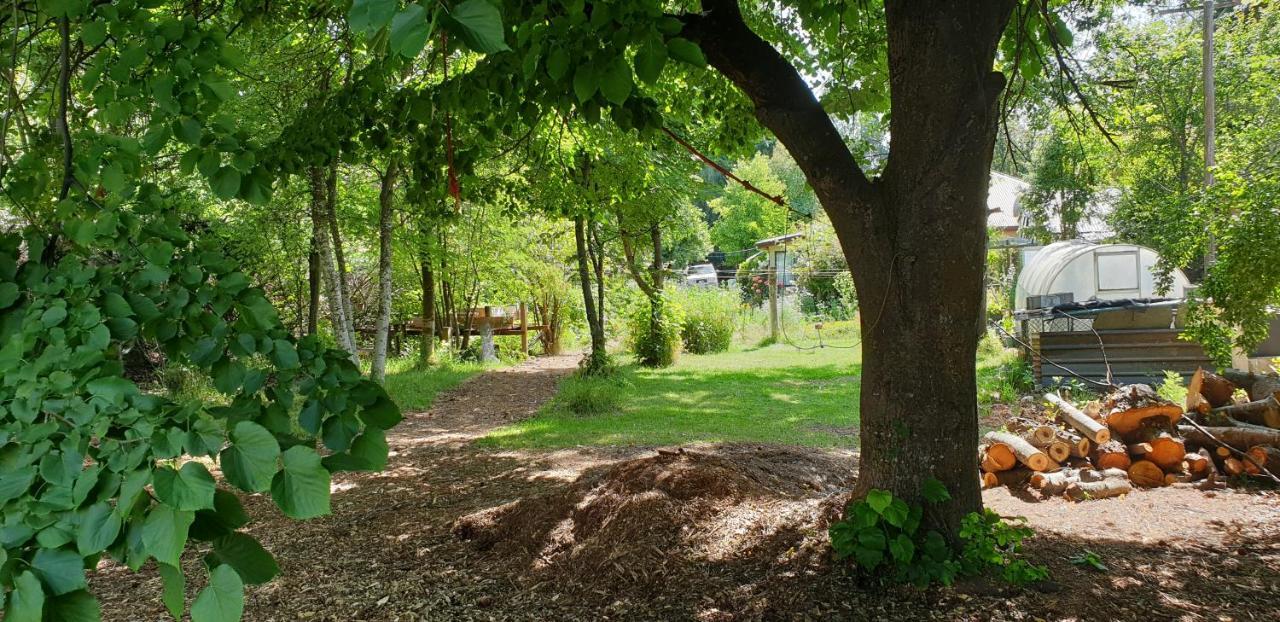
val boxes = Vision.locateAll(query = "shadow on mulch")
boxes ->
[451,447,1280,622]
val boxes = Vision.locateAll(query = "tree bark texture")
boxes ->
[326,163,358,349]
[371,160,400,384]
[309,167,359,366]
[574,215,608,373]
[683,0,1015,538]
[421,251,436,366]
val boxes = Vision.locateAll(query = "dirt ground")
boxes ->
[91,355,1280,622]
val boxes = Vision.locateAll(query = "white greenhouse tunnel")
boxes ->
[1014,240,1193,311]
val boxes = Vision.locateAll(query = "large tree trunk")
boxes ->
[371,160,400,384]
[574,215,608,373]
[683,0,1014,538]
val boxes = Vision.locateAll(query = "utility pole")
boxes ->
[1159,1,1238,267]
[769,263,780,343]
[1202,0,1218,267]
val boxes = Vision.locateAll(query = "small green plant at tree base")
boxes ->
[958,509,1049,585]
[1069,549,1108,572]
[829,480,1048,587]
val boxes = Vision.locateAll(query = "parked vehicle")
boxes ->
[684,263,718,287]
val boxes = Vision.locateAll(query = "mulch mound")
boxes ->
[453,446,855,599]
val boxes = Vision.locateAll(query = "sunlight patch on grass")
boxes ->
[481,344,862,449]
[382,358,488,413]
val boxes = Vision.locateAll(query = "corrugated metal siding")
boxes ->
[1033,328,1213,386]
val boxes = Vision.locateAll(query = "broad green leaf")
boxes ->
[212,359,246,395]
[322,415,358,452]
[360,395,402,429]
[191,490,249,541]
[81,21,107,46]
[634,41,668,84]
[889,533,916,563]
[856,526,886,551]
[599,58,633,105]
[390,5,431,58]
[102,291,133,318]
[76,502,122,556]
[0,282,19,308]
[175,118,202,144]
[666,37,705,67]
[270,446,330,520]
[41,305,67,327]
[158,563,185,619]
[210,167,242,200]
[866,489,892,515]
[852,544,883,569]
[43,590,100,622]
[326,435,386,473]
[153,462,216,511]
[270,339,299,369]
[191,565,244,622]
[220,422,280,493]
[87,376,137,406]
[546,48,570,80]
[573,65,597,103]
[209,532,279,584]
[101,162,126,193]
[31,547,87,595]
[0,466,34,505]
[882,498,909,528]
[142,504,195,567]
[447,0,509,54]
[348,0,396,34]
[6,571,44,622]
[922,478,951,503]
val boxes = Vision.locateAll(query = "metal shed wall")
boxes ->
[1033,328,1213,386]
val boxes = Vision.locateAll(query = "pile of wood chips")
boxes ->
[981,368,1280,500]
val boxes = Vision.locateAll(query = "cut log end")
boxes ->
[1128,460,1165,488]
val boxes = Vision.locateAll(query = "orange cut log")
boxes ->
[1104,385,1182,436]
[981,442,1017,472]
[1182,452,1210,478]
[1132,428,1186,472]
[1223,457,1245,476]
[1091,440,1132,471]
[1127,460,1165,488]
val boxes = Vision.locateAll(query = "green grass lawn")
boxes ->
[381,357,489,412]
[482,343,864,449]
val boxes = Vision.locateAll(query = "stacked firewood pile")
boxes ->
[980,368,1280,500]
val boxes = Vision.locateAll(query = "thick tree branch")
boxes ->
[677,0,875,208]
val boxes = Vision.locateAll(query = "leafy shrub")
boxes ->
[675,287,736,354]
[550,369,631,416]
[627,295,684,367]
[829,481,1047,586]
